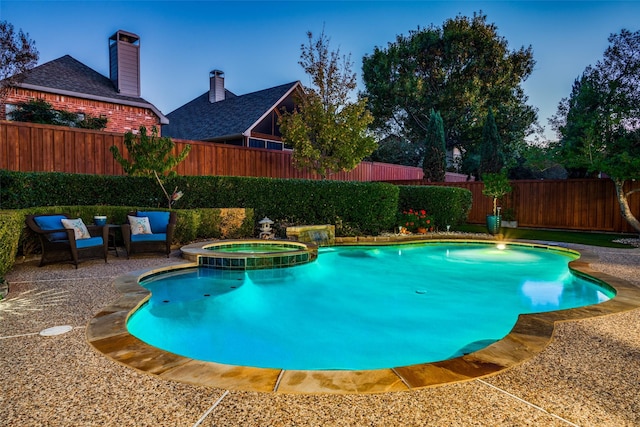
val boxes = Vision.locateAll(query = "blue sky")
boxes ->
[2,1,639,141]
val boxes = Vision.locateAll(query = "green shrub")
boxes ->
[1,171,472,236]
[8,98,108,130]
[397,185,472,229]
[0,171,399,236]
[0,211,24,279]
[0,171,164,209]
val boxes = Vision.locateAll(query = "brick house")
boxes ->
[162,70,301,151]
[1,30,167,133]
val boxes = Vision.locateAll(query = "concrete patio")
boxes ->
[1,242,639,426]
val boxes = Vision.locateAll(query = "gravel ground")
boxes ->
[1,243,639,427]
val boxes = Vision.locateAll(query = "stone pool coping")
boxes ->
[181,239,318,270]
[86,238,640,394]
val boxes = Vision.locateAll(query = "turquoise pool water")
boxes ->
[127,243,613,370]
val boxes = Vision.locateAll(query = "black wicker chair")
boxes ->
[121,210,177,258]
[25,213,108,268]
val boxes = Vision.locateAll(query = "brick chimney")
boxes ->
[209,70,225,103]
[109,30,140,97]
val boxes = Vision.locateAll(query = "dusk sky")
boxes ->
[3,1,639,141]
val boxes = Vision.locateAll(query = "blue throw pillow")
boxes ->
[34,215,68,241]
[138,211,169,233]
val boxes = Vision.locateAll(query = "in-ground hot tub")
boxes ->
[181,239,318,270]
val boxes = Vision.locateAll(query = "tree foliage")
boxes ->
[422,109,446,181]
[479,108,505,174]
[110,126,191,208]
[368,135,422,167]
[362,12,537,175]
[9,98,108,130]
[279,29,377,179]
[0,20,39,101]
[553,29,640,233]
[481,171,512,216]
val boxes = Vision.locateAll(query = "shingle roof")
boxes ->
[12,55,167,122]
[163,81,299,141]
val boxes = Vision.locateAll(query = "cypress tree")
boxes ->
[422,109,447,181]
[479,108,505,175]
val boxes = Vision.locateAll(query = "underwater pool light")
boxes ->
[496,243,507,250]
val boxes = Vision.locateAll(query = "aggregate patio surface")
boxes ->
[1,240,639,426]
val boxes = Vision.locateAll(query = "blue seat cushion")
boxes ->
[131,233,167,243]
[137,211,169,234]
[76,236,104,249]
[34,215,68,241]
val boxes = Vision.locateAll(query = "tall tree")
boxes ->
[110,126,191,208]
[554,29,640,233]
[479,108,505,175]
[422,109,446,181]
[362,12,537,174]
[279,29,377,179]
[0,21,39,102]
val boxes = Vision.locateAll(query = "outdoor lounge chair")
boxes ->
[25,213,109,268]
[121,210,176,258]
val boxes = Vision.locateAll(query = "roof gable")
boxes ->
[163,81,300,141]
[10,55,167,123]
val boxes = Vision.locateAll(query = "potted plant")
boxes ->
[501,207,518,228]
[481,171,512,235]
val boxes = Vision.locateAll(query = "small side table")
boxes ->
[105,224,120,257]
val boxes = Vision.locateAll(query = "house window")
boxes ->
[249,138,286,151]
[249,138,266,149]
[266,141,283,150]
[5,104,17,119]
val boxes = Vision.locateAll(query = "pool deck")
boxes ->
[2,237,640,426]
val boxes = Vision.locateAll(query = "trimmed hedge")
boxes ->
[0,211,24,279]
[397,185,472,229]
[0,171,401,236]
[0,170,166,208]
[0,170,473,236]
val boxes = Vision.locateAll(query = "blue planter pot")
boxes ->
[486,214,501,235]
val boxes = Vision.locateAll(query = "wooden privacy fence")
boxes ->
[392,179,640,234]
[0,121,423,181]
[3,121,638,233]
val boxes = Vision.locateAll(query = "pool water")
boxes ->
[127,243,613,370]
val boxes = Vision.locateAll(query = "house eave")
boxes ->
[203,133,245,142]
[15,83,169,125]
[245,81,301,136]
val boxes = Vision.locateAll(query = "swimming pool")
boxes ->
[127,242,614,371]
